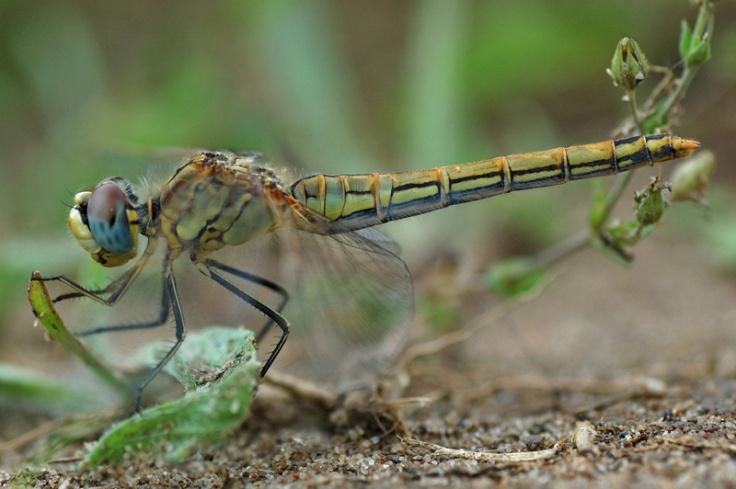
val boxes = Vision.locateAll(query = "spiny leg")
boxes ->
[77,283,170,337]
[35,237,157,307]
[133,271,185,413]
[199,265,289,378]
[204,258,289,343]
[51,271,132,304]
[37,267,137,306]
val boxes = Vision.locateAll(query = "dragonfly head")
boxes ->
[67,177,141,267]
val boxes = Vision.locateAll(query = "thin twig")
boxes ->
[47,456,85,465]
[458,374,667,403]
[396,283,548,372]
[628,90,643,130]
[262,369,337,409]
[642,65,675,112]
[403,437,560,463]
[0,418,65,455]
[529,231,589,269]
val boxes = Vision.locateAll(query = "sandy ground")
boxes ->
[2,228,736,488]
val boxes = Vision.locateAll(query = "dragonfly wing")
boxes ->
[351,227,403,255]
[260,222,413,390]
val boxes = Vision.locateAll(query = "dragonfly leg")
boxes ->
[36,267,137,306]
[77,283,170,337]
[199,265,289,378]
[132,271,185,413]
[51,266,139,303]
[204,258,289,343]
[35,237,158,306]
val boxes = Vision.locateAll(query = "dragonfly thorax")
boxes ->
[157,151,283,262]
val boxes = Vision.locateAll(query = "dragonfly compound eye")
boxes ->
[67,180,140,267]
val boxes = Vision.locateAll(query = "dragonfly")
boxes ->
[35,134,699,411]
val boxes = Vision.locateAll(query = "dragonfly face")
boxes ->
[67,177,141,267]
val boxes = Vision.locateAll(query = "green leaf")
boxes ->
[634,184,665,227]
[642,110,666,134]
[679,19,693,61]
[419,295,460,332]
[590,233,632,265]
[26,274,130,401]
[686,39,711,67]
[487,258,546,298]
[670,150,716,204]
[607,219,639,247]
[0,364,98,414]
[589,179,608,231]
[607,37,649,91]
[679,3,714,68]
[85,327,258,465]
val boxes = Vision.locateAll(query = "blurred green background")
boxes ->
[0,0,734,362]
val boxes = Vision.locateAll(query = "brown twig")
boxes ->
[261,369,337,409]
[402,437,560,463]
[0,418,65,455]
[396,280,549,373]
[458,374,668,404]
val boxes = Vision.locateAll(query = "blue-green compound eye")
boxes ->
[87,182,133,254]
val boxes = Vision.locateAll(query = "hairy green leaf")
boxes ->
[85,327,258,465]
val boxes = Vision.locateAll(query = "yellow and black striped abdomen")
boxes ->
[290,134,699,231]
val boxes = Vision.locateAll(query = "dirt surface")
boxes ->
[3,231,736,488]
[5,379,736,488]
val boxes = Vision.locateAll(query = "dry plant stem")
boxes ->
[628,90,642,130]
[0,411,121,458]
[602,172,636,222]
[0,418,65,455]
[403,437,560,463]
[261,369,437,432]
[396,286,545,372]
[383,393,444,409]
[47,456,84,465]
[262,369,337,409]
[568,388,667,417]
[459,374,667,403]
[659,66,694,123]
[642,65,675,112]
[530,231,588,270]
[369,406,411,438]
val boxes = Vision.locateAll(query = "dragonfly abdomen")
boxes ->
[290,134,698,231]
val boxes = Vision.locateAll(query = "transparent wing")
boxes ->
[208,221,414,390]
[281,226,413,389]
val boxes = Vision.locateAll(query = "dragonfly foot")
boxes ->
[131,388,144,415]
